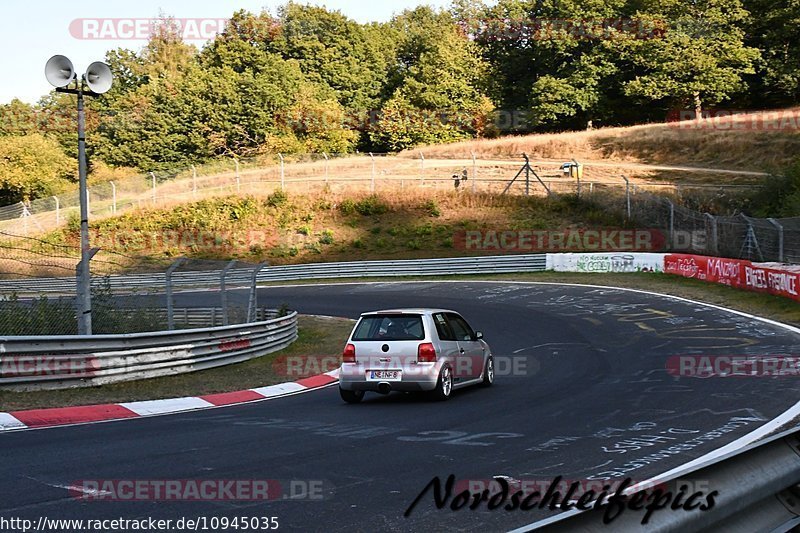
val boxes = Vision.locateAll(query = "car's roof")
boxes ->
[360,308,458,316]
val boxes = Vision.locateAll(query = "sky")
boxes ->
[0,0,453,105]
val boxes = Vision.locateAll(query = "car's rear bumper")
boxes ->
[338,362,440,392]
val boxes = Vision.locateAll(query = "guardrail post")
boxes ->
[768,218,785,262]
[76,247,100,335]
[420,152,425,185]
[150,172,157,205]
[166,258,186,330]
[705,213,719,255]
[323,152,329,183]
[220,260,237,326]
[53,196,60,226]
[247,263,268,323]
[278,153,285,190]
[369,152,376,193]
[110,181,117,215]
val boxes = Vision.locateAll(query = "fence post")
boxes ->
[768,218,785,262]
[323,152,329,183]
[150,172,157,205]
[192,164,197,197]
[369,152,376,193]
[279,153,285,190]
[165,257,186,331]
[705,213,719,255]
[420,152,425,185]
[234,158,240,192]
[622,176,631,219]
[247,263,268,323]
[53,196,60,226]
[76,247,100,335]
[471,151,477,193]
[220,260,237,326]
[110,181,117,215]
[666,199,674,249]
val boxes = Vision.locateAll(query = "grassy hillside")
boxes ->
[405,108,800,174]
[16,189,626,275]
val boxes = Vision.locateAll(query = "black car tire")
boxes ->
[340,388,365,404]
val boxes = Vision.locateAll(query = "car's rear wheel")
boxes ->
[340,388,365,404]
[432,365,453,401]
[481,356,494,387]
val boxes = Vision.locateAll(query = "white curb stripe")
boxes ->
[0,413,26,431]
[120,397,215,416]
[250,383,306,397]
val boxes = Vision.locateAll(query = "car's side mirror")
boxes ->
[474,331,484,340]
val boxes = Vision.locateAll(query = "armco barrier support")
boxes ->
[0,312,298,391]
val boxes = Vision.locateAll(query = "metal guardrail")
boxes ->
[0,311,297,391]
[0,254,548,294]
[528,429,800,533]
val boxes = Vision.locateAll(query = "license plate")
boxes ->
[368,370,402,381]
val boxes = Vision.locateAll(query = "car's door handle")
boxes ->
[379,358,391,363]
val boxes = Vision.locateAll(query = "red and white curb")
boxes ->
[0,370,340,433]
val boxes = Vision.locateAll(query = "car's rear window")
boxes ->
[352,314,425,341]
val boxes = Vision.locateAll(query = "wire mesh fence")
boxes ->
[0,255,282,336]
[0,152,763,237]
[590,188,799,263]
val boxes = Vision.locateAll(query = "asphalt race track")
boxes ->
[2,281,799,532]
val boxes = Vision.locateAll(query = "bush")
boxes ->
[422,199,441,217]
[267,189,289,207]
[319,229,335,245]
[338,195,389,216]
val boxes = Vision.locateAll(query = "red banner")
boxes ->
[665,254,800,302]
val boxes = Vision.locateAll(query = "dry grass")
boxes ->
[405,108,800,173]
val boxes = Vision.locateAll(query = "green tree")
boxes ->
[743,0,800,105]
[620,0,760,116]
[371,6,494,150]
[0,134,75,203]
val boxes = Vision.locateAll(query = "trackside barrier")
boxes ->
[664,254,800,302]
[526,430,800,532]
[549,252,800,303]
[0,255,549,294]
[0,312,297,391]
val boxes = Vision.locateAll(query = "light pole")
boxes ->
[45,55,113,335]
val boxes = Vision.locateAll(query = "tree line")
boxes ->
[0,0,798,203]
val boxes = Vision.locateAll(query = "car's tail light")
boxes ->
[418,343,436,363]
[343,344,356,363]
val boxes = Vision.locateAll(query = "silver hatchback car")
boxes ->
[338,309,494,403]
